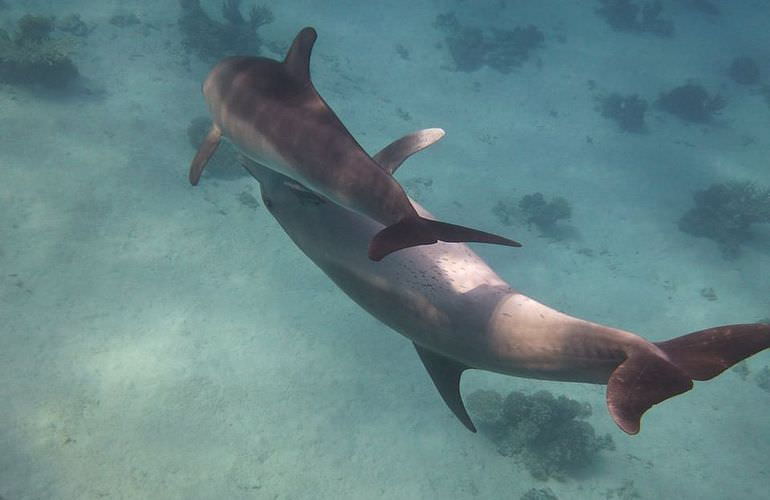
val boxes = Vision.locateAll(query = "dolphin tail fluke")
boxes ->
[189,124,222,186]
[654,323,770,380]
[368,216,522,261]
[607,323,770,435]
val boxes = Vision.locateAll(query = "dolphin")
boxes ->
[188,27,521,261]
[238,129,770,435]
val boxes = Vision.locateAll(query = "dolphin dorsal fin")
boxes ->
[284,27,317,83]
[413,342,476,432]
[373,128,446,175]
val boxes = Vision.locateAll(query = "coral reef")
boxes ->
[434,12,544,73]
[700,287,717,301]
[187,116,246,181]
[678,181,770,258]
[756,366,770,392]
[657,83,725,123]
[57,14,95,37]
[467,389,615,480]
[599,92,648,132]
[605,480,642,499]
[728,56,760,85]
[178,0,273,61]
[519,193,572,231]
[109,13,141,28]
[0,15,79,88]
[493,193,572,239]
[486,26,545,74]
[521,487,559,500]
[732,361,749,381]
[596,0,674,36]
[685,0,721,16]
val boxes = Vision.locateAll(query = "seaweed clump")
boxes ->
[599,92,648,132]
[178,0,274,61]
[434,13,544,73]
[678,181,770,258]
[0,15,79,88]
[657,83,725,123]
[467,389,615,480]
[728,56,760,86]
[187,116,246,181]
[596,0,674,36]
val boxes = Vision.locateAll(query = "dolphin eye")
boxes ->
[263,197,274,209]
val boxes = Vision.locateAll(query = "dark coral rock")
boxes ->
[467,389,613,480]
[466,389,503,424]
[447,25,487,72]
[178,0,273,61]
[109,13,141,28]
[729,56,760,85]
[657,83,725,123]
[678,181,770,258]
[640,1,674,36]
[486,25,544,73]
[57,14,95,37]
[521,488,559,500]
[519,193,572,230]
[434,12,544,73]
[527,419,615,480]
[17,14,56,43]
[756,366,770,392]
[0,15,79,88]
[599,92,648,132]
[688,0,721,16]
[597,0,640,32]
[596,0,674,36]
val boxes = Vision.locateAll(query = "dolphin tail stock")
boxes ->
[188,124,222,186]
[368,217,522,261]
[607,323,770,435]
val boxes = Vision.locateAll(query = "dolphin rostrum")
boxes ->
[189,27,521,261]
[238,129,769,435]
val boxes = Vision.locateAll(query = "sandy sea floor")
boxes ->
[2,1,769,499]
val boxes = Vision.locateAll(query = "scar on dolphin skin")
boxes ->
[240,128,770,436]
[189,27,521,260]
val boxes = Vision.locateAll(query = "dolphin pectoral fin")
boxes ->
[607,323,770,435]
[368,216,521,261]
[413,343,476,433]
[606,354,692,435]
[373,128,446,175]
[189,124,222,186]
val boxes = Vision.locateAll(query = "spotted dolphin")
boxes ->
[189,27,520,261]
[239,129,770,434]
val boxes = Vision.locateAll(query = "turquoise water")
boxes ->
[2,1,769,498]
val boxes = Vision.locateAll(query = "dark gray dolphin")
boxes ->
[189,27,521,261]
[239,129,769,435]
